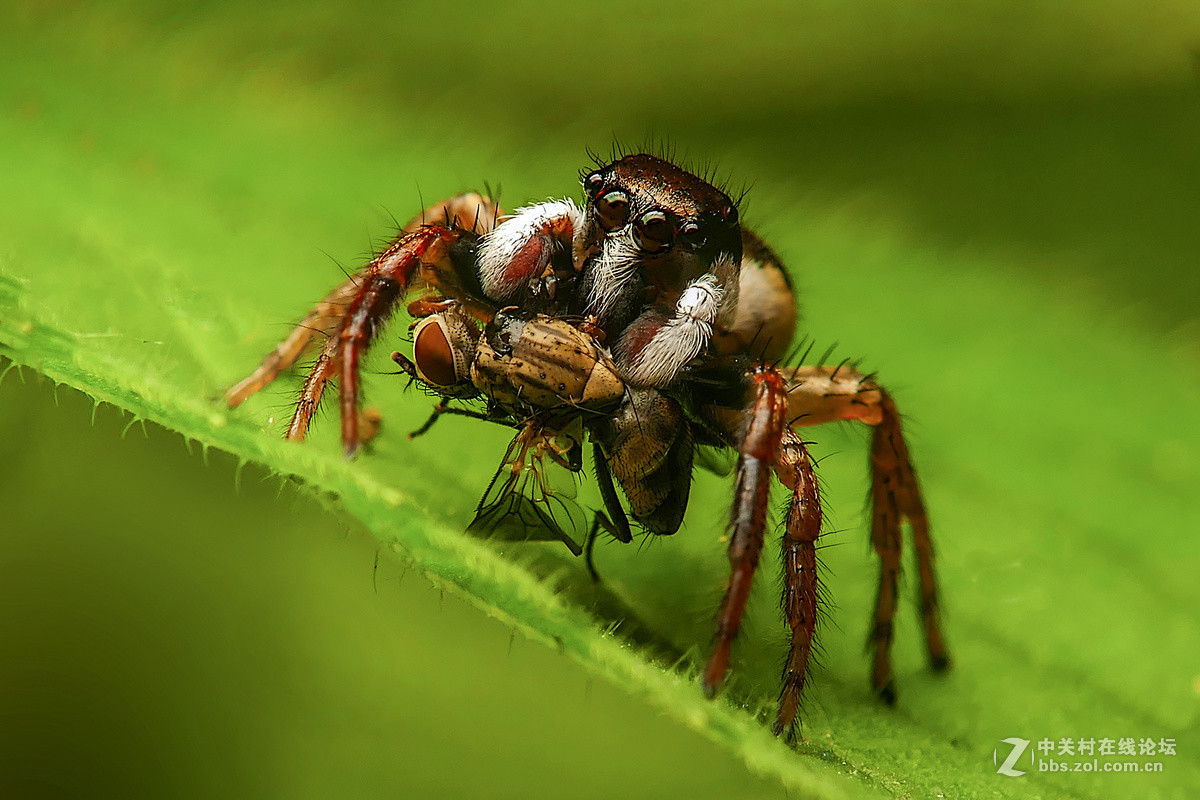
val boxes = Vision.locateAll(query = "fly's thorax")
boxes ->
[470,310,624,412]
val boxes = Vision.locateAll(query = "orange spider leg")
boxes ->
[225,194,500,410]
[772,426,822,737]
[782,364,949,703]
[225,194,504,457]
[226,227,462,455]
[298,225,462,457]
[223,277,361,408]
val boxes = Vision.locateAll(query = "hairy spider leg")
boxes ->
[225,194,505,458]
[781,364,949,704]
[225,194,501,410]
[226,224,464,456]
[297,226,464,457]
[703,366,790,700]
[870,390,950,698]
[223,277,363,408]
[773,426,822,737]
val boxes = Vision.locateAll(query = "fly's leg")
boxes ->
[782,364,949,703]
[584,442,634,581]
[402,396,495,440]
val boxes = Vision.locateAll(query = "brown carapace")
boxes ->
[224,152,950,737]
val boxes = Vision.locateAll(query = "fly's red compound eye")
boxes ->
[412,317,461,388]
[594,190,630,231]
[635,209,674,253]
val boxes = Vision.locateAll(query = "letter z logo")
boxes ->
[995,737,1031,776]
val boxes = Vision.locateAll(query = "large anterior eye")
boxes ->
[594,189,630,231]
[634,210,674,253]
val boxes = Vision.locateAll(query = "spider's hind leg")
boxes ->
[781,364,949,704]
[870,390,950,687]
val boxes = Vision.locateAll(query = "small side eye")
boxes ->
[584,171,605,196]
[594,190,630,231]
[635,210,674,253]
[678,220,705,250]
[720,204,739,226]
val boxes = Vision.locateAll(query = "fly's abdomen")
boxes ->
[592,388,694,536]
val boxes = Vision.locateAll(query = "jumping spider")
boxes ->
[225,153,950,735]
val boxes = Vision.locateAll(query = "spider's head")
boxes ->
[577,154,743,325]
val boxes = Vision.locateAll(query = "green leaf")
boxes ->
[3,3,1199,798]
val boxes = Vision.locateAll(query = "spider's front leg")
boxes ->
[702,367,786,695]
[224,194,501,458]
[782,364,950,703]
[702,365,823,737]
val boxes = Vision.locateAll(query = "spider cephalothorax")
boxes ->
[225,153,949,737]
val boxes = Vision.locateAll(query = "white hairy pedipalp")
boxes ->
[477,199,581,301]
[625,271,727,387]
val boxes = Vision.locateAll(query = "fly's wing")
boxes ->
[467,432,586,556]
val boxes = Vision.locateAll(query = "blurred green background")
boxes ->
[2,1,1199,798]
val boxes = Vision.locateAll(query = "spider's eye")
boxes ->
[584,171,605,196]
[678,220,705,250]
[720,204,739,226]
[635,210,674,253]
[594,190,630,231]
